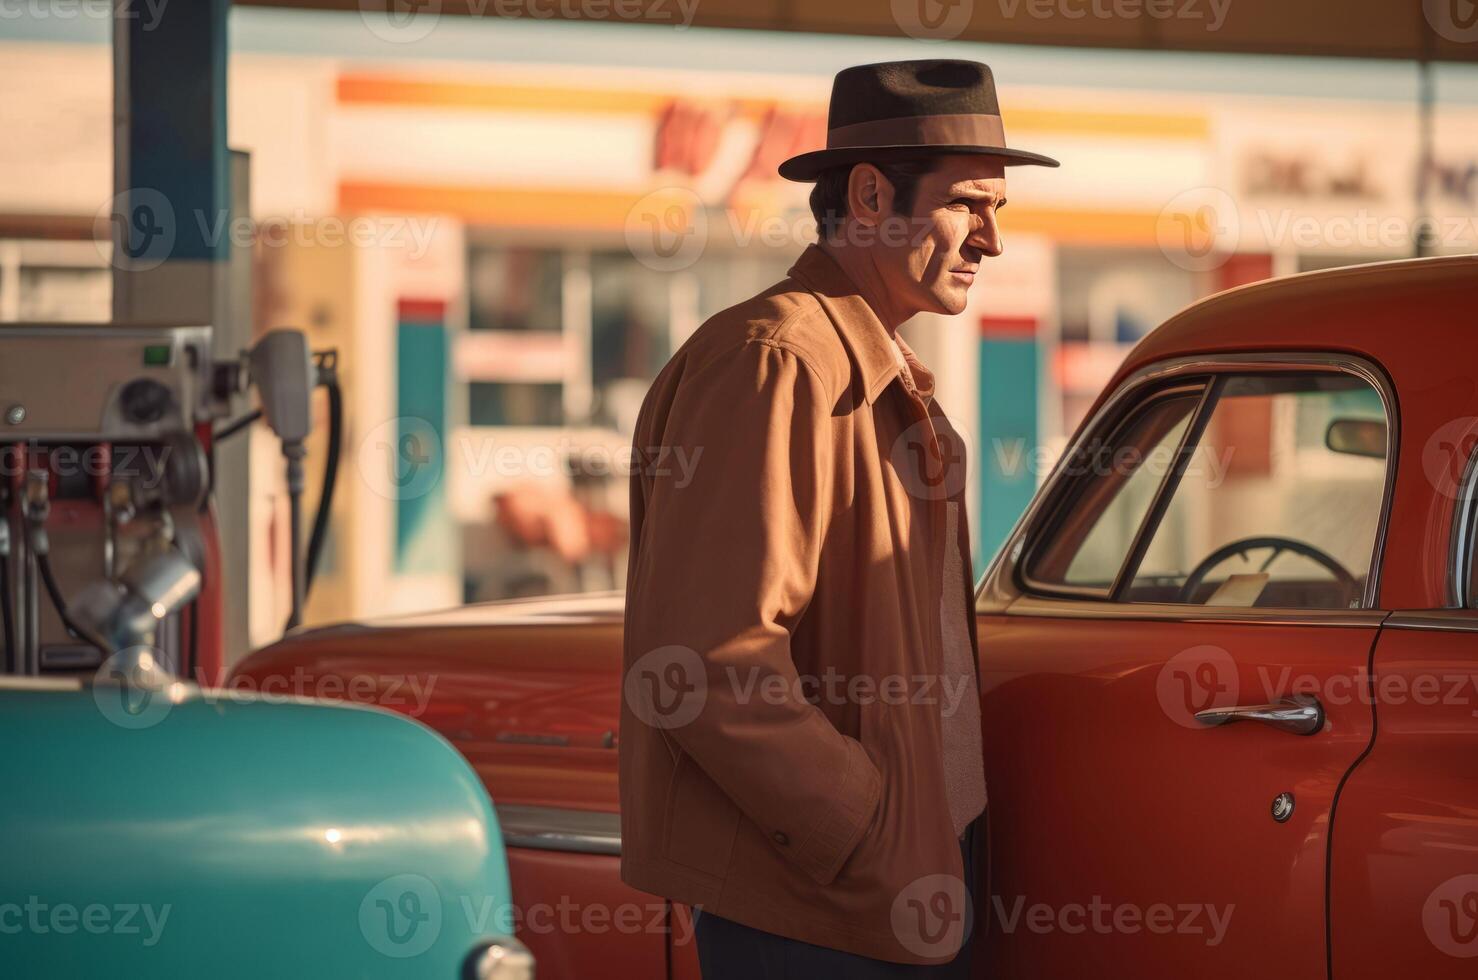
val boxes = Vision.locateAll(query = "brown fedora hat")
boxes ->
[779,60,1059,182]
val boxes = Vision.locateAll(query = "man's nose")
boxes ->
[969,209,1004,258]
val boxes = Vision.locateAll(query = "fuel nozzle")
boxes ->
[248,330,314,445]
[68,547,202,656]
[212,328,332,635]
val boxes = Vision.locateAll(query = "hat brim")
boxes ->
[778,144,1060,182]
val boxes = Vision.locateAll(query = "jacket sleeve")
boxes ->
[624,338,882,887]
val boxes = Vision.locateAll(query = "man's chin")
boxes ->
[927,289,971,317]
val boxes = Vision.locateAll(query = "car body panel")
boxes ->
[0,679,514,978]
[1328,615,1478,974]
[239,602,637,977]
[505,847,671,979]
[239,611,625,812]
[968,255,1478,977]
[978,611,1378,976]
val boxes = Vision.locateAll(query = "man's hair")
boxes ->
[809,158,937,243]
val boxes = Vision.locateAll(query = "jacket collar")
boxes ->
[893,333,937,402]
[788,245,923,405]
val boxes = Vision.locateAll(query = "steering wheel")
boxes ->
[1175,535,1358,606]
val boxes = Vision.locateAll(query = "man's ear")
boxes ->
[847,163,891,227]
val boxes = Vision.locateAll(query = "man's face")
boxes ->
[877,155,1007,318]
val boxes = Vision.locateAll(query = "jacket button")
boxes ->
[772,831,789,846]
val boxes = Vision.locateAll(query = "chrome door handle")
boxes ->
[1194,695,1324,736]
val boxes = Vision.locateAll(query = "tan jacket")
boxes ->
[619,245,981,964]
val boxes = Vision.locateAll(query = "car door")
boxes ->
[1327,434,1478,978]
[973,353,1394,979]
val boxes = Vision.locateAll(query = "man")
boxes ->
[620,60,1057,977]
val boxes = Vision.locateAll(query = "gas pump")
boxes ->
[0,323,339,685]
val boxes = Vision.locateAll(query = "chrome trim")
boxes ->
[1003,596,1387,627]
[1109,378,1221,599]
[1385,610,1478,633]
[1448,438,1478,608]
[468,936,535,980]
[976,352,1399,619]
[0,677,83,691]
[496,803,621,855]
[1195,695,1324,736]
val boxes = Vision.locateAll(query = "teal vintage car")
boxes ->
[0,659,532,978]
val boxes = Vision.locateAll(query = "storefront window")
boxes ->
[468,246,562,332]
[590,250,670,430]
[465,245,567,427]
[467,381,563,427]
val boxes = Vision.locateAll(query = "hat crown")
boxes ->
[775,58,1058,181]
[828,60,1001,129]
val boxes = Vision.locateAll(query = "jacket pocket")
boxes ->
[662,750,741,879]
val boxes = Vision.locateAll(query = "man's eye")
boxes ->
[949,198,974,209]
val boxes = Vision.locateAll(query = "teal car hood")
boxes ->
[0,679,514,977]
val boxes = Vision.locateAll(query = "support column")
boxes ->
[113,0,253,670]
[112,0,231,325]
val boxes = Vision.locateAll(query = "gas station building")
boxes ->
[2,4,1476,659]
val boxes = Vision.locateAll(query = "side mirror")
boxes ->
[1326,418,1387,459]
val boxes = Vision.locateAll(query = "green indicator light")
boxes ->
[142,344,172,367]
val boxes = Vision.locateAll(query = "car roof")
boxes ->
[1111,253,1478,391]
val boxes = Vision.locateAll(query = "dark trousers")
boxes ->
[694,826,979,980]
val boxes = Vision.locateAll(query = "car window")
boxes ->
[1025,389,1202,596]
[1024,370,1389,609]
[1126,374,1386,608]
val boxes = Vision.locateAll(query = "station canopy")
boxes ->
[244,0,1478,63]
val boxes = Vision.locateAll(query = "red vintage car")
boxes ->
[236,253,1478,978]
